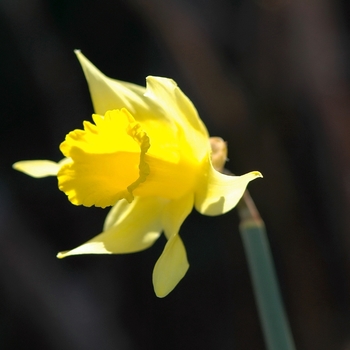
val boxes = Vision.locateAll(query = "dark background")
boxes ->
[1,0,350,349]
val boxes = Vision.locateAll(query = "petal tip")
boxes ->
[12,160,60,178]
[252,171,263,179]
[153,264,189,298]
[154,289,169,298]
[152,229,190,298]
[12,162,20,170]
[56,251,68,259]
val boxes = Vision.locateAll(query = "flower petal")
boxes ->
[195,161,262,216]
[75,50,152,117]
[153,234,188,298]
[145,76,210,161]
[161,192,194,239]
[102,196,168,232]
[75,51,208,165]
[75,51,182,159]
[57,196,167,258]
[12,159,70,178]
[152,194,193,297]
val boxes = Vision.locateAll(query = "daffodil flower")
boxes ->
[13,51,262,297]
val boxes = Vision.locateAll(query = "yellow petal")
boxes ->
[57,196,166,258]
[12,159,69,178]
[75,50,152,117]
[152,194,193,297]
[145,76,209,161]
[103,196,168,231]
[75,51,183,167]
[134,151,199,200]
[153,234,189,298]
[75,51,209,164]
[195,160,262,216]
[57,109,150,208]
[161,192,194,239]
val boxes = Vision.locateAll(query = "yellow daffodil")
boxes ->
[13,51,262,297]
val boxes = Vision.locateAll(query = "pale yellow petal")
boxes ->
[103,196,168,231]
[75,51,183,158]
[75,51,210,166]
[153,234,189,298]
[75,50,152,117]
[134,152,199,200]
[13,160,61,178]
[145,76,209,161]
[57,196,166,258]
[195,161,262,216]
[152,194,193,297]
[161,193,194,239]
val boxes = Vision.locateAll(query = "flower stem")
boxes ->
[237,192,296,350]
[208,137,294,348]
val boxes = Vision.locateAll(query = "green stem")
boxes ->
[238,192,296,350]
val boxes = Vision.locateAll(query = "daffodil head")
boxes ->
[13,51,262,297]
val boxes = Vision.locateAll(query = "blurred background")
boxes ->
[1,0,350,349]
